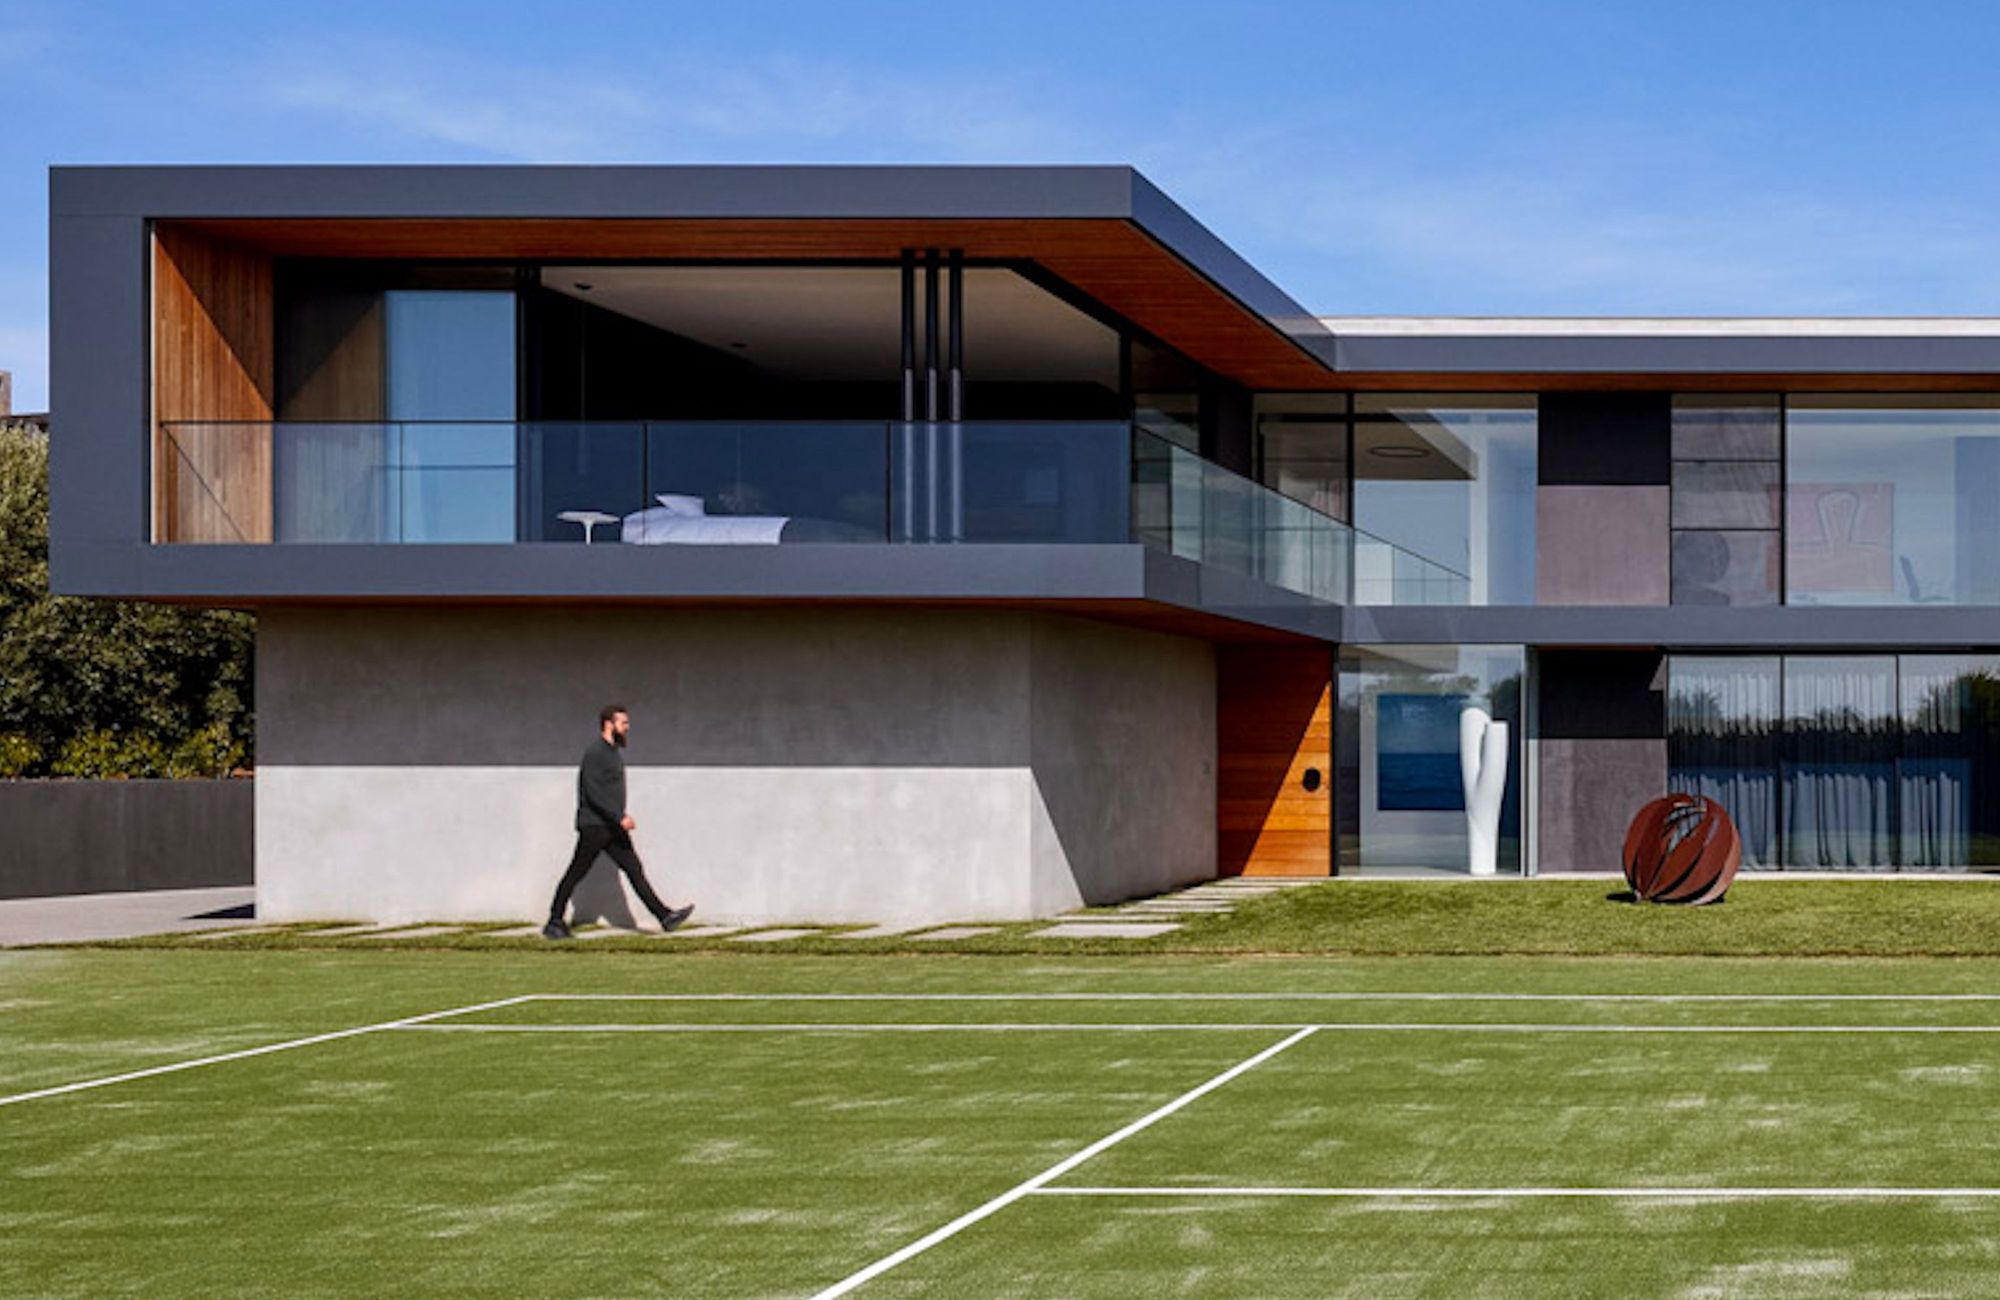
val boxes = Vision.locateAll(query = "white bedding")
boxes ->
[621,509,790,545]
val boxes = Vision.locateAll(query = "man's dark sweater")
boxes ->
[575,738,627,832]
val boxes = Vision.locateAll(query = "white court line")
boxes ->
[528,992,2000,1003]
[396,1021,2000,1035]
[1032,1186,2000,1200]
[808,1026,1319,1299]
[0,995,535,1109]
[395,1022,1304,1033]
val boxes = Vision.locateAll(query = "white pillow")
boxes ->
[655,493,707,516]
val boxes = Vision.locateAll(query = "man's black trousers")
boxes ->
[549,825,673,925]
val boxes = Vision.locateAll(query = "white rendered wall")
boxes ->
[255,607,1214,926]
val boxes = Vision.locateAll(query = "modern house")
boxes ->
[46,164,2000,926]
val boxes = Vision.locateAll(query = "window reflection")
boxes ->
[1351,396,1536,604]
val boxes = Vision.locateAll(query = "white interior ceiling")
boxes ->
[542,265,1118,383]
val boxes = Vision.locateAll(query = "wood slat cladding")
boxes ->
[153,228,275,542]
[162,218,1335,391]
[1217,646,1333,877]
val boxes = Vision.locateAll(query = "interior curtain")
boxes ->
[1668,657,1779,868]
[1783,657,1897,869]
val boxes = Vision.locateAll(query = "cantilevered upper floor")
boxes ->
[46,164,2000,645]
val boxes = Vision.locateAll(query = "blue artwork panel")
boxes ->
[1378,693,1467,811]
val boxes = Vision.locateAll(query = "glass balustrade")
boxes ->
[157,419,1461,607]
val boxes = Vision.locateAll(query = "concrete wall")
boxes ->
[256,606,1215,926]
[0,779,253,899]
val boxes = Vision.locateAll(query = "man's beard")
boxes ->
[612,730,627,748]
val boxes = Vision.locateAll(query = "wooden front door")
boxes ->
[1217,646,1333,877]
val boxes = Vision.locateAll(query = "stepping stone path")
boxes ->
[729,928,825,943]
[1030,921,1182,939]
[908,926,1000,941]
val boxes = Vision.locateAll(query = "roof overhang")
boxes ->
[59,164,1337,391]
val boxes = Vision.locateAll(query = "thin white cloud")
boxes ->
[250,39,1088,163]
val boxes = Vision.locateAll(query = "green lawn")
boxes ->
[4,949,2000,1296]
[97,875,2000,957]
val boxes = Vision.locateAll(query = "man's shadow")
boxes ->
[566,855,643,930]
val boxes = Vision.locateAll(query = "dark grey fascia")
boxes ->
[1316,331,2000,376]
[50,538,1344,639]
[1345,604,2000,649]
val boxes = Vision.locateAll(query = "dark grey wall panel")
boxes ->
[0,780,253,899]
[1538,738,1665,873]
[1535,485,1669,605]
[47,210,150,557]
[1539,649,1665,739]
[1539,393,1670,485]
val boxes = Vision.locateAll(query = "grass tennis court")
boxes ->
[5,950,2000,1296]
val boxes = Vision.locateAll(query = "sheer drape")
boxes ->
[1668,657,1780,867]
[1783,657,1897,869]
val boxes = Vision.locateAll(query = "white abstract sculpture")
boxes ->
[1459,707,1509,877]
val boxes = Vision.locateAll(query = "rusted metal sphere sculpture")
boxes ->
[1621,794,1741,905]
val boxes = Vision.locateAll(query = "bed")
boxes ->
[619,494,874,544]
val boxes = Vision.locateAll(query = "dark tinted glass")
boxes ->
[1671,461,1780,529]
[1671,530,1779,606]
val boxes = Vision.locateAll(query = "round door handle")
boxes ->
[1301,767,1323,793]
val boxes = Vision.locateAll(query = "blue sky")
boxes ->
[8,0,2000,412]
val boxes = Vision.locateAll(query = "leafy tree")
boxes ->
[0,422,252,777]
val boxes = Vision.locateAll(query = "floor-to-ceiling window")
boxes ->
[383,290,518,543]
[1785,397,2000,605]
[1351,395,1536,604]
[1669,653,2000,870]
[1336,645,1526,874]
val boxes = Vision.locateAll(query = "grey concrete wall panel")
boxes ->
[0,780,253,899]
[1325,331,2000,375]
[256,606,1214,924]
[1535,485,1669,605]
[1025,616,1217,903]
[1537,738,1666,873]
[259,605,1033,768]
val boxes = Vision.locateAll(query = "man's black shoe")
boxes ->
[542,920,573,941]
[657,904,695,934]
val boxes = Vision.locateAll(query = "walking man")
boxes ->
[543,705,695,940]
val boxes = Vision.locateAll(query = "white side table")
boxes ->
[557,510,621,544]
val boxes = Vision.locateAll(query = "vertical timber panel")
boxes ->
[1218,645,1332,877]
[152,226,274,542]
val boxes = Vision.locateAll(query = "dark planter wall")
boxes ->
[0,780,253,900]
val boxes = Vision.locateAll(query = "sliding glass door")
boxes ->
[1669,653,2000,870]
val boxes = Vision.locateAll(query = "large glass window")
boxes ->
[1900,654,2000,868]
[384,290,518,543]
[1785,397,2000,605]
[1336,645,1526,874]
[1670,653,2000,870]
[1254,394,1349,521]
[1351,396,1536,604]
[1667,656,1780,867]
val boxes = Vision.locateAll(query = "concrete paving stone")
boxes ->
[306,924,404,938]
[907,926,1001,941]
[728,928,826,942]
[829,922,931,938]
[1032,921,1182,938]
[366,925,474,940]
[654,924,744,938]
[185,925,293,939]
[479,925,548,938]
